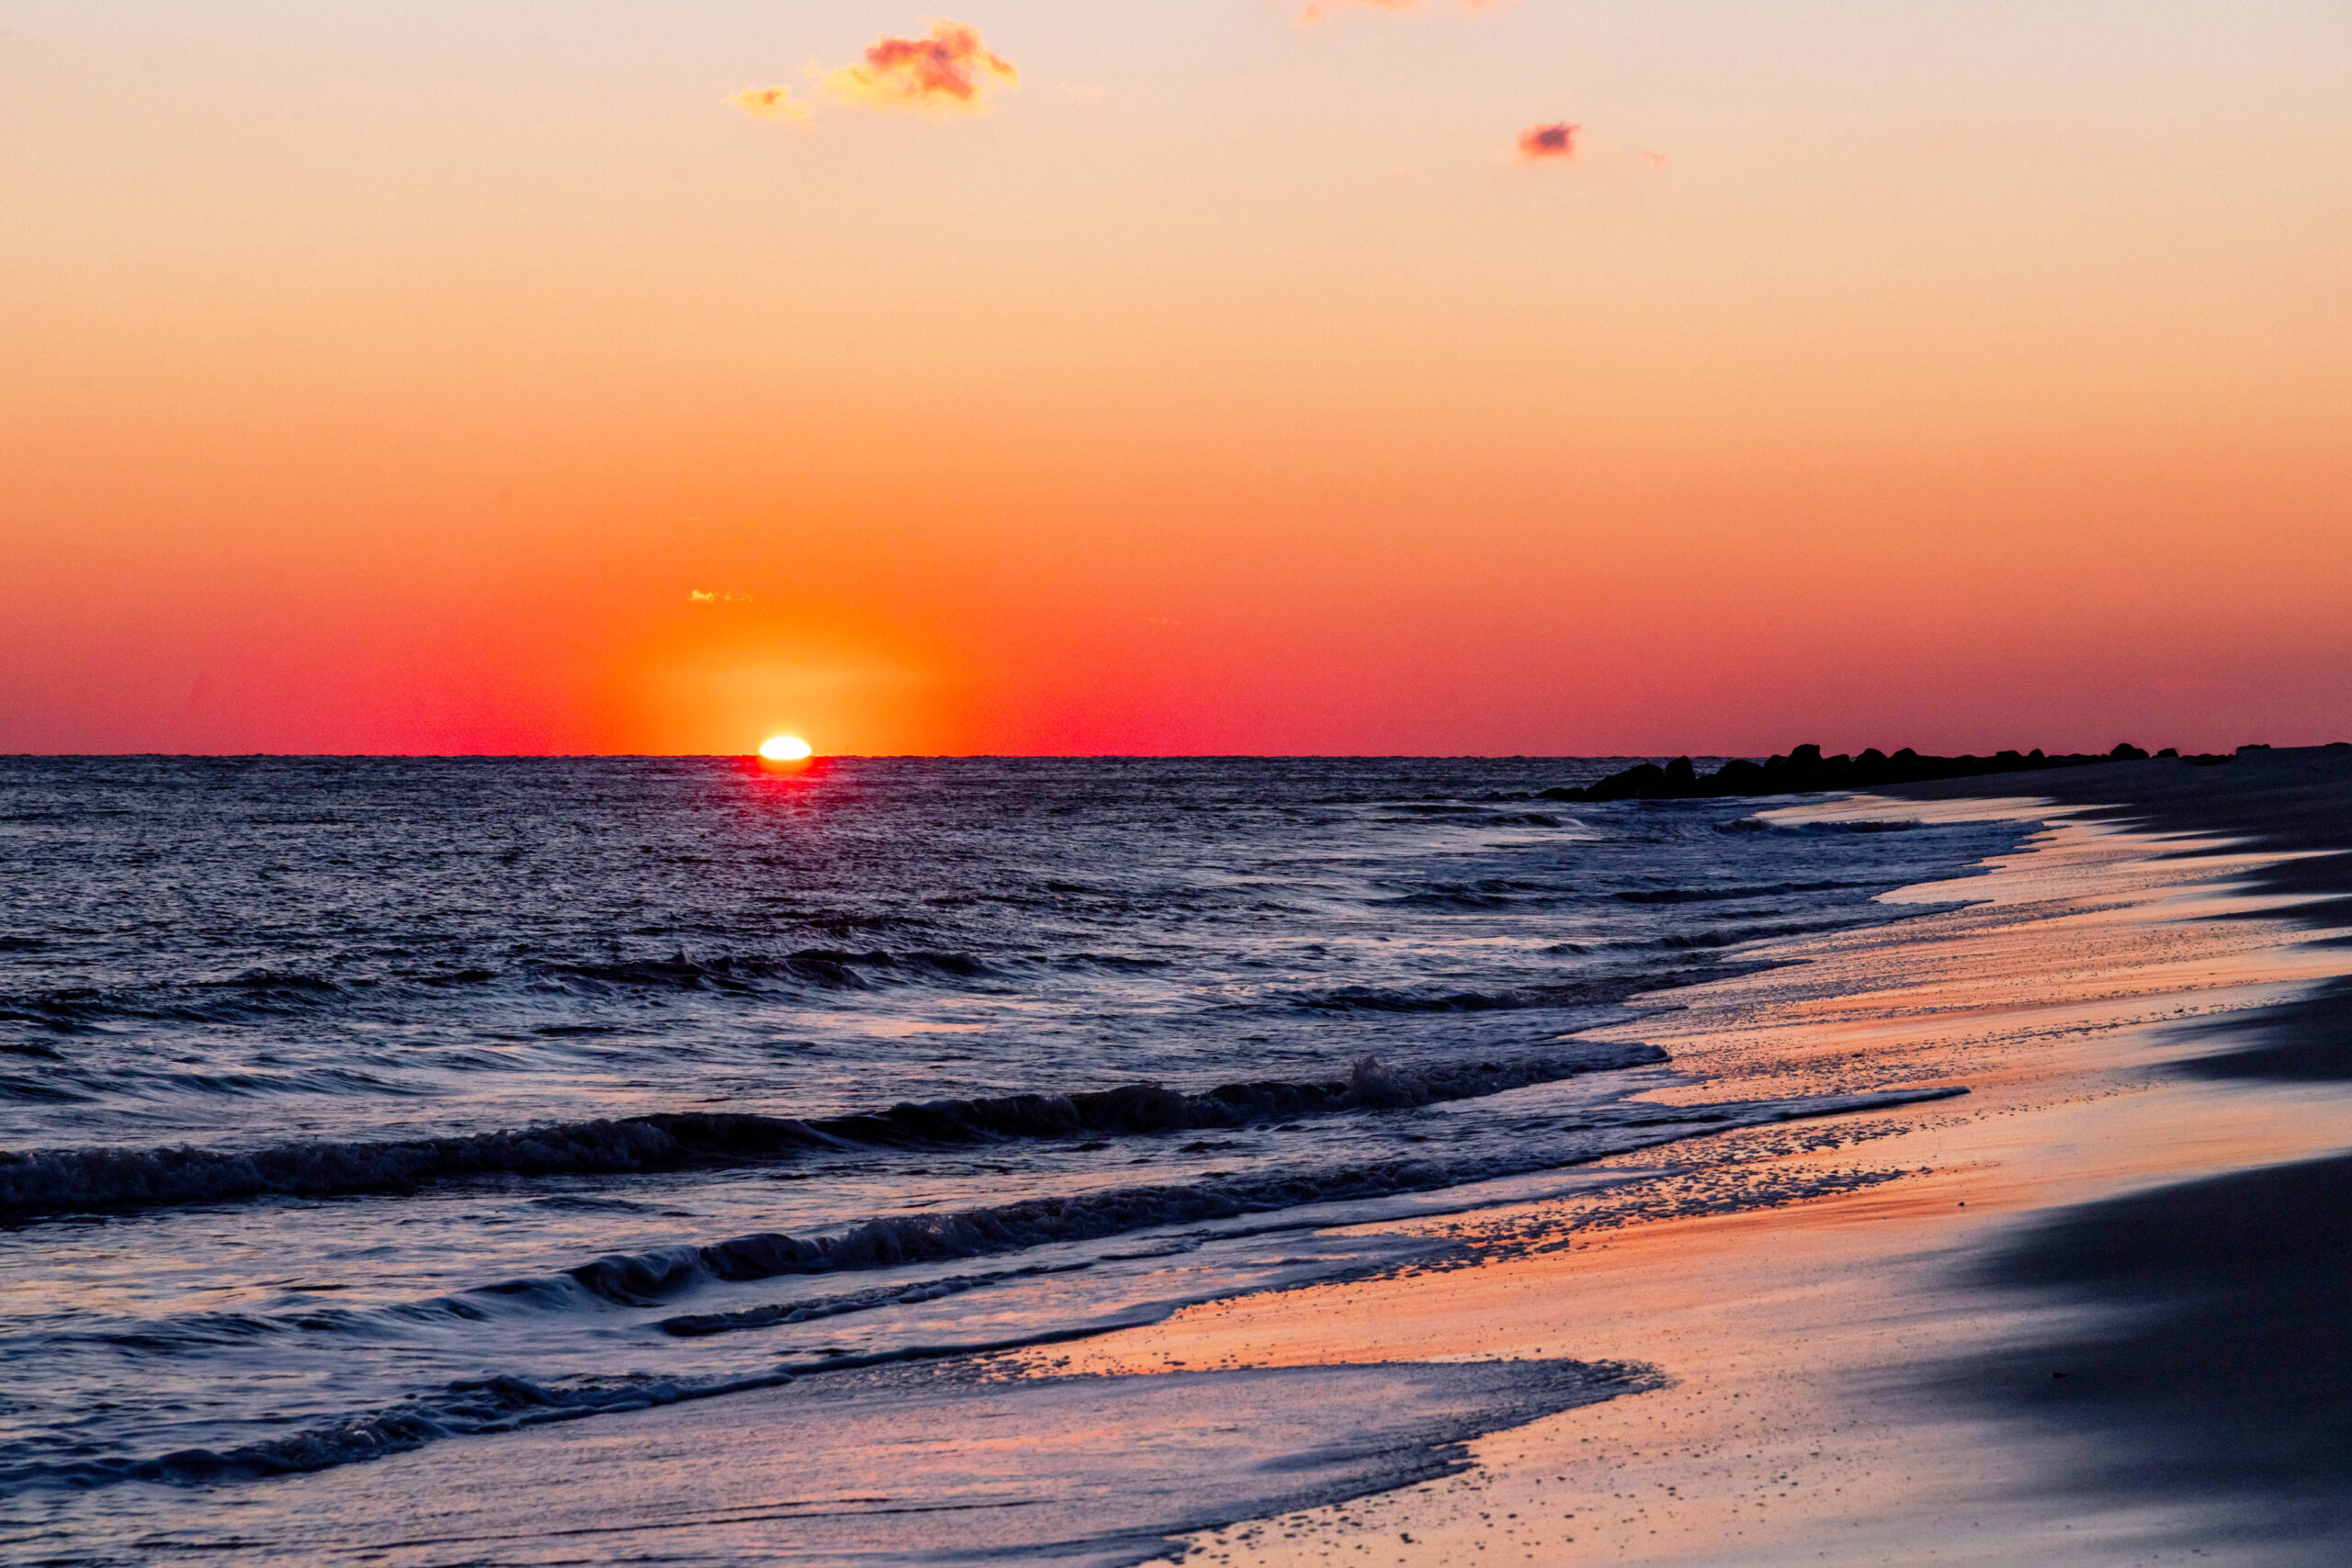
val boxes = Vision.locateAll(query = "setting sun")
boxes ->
[758,735,814,762]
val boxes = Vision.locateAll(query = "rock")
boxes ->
[1548,737,2182,803]
[1582,761,1670,802]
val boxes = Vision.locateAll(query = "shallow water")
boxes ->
[0,756,2026,1525]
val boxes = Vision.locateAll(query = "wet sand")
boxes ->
[73,749,2352,1564]
[1917,748,2352,1552]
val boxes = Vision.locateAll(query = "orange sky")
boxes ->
[4,2,2348,756]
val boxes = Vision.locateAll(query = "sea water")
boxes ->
[0,756,2025,1529]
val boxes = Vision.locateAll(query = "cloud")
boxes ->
[818,19,1017,110]
[726,85,808,124]
[1516,121,1579,161]
[729,19,1017,125]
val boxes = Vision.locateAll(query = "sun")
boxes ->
[758,735,814,762]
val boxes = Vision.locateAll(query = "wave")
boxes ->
[1376,877,1564,910]
[1713,817,1922,836]
[1049,952,1175,972]
[0,987,153,1033]
[1290,965,1745,1015]
[27,1368,803,1490]
[0,973,353,1033]
[0,1071,91,1104]
[1383,889,1518,909]
[1650,916,1885,950]
[0,1044,1662,1221]
[219,969,342,993]
[17,1299,1215,1492]
[537,948,1002,996]
[656,1263,1070,1337]
[1611,879,1877,905]
[0,947,1012,1039]
[1,1081,1968,1495]
[498,1084,1968,1314]
[26,1080,1971,1353]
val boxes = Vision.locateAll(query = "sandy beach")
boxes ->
[51,746,2347,1565]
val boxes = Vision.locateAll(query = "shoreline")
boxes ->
[32,750,2352,1564]
[1099,748,2352,1563]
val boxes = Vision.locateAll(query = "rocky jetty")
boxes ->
[1548,741,2176,803]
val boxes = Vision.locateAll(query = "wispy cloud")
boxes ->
[725,85,808,124]
[818,19,1018,111]
[730,19,1018,125]
[1516,121,1579,161]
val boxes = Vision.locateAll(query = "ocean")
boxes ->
[0,756,2028,1545]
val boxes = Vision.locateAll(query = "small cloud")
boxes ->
[727,85,808,124]
[818,19,1017,111]
[1517,121,1579,161]
[1639,148,1669,169]
[689,590,755,605]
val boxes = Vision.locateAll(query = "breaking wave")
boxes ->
[28,1369,804,1490]
[1612,880,1878,904]
[0,947,1013,1037]
[0,1044,1663,1220]
[1289,965,1747,1015]
[534,1084,1965,1311]
[5,1081,1967,1494]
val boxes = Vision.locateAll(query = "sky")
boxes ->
[3,1,2348,757]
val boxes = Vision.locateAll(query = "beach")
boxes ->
[11,2,2349,1559]
[14,747,2345,1564]
[1140,748,2352,1565]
